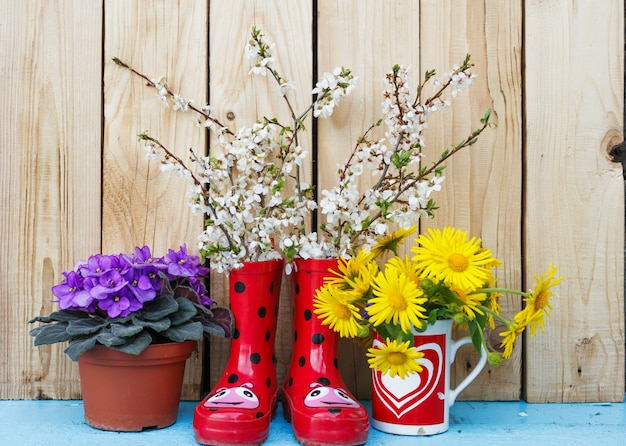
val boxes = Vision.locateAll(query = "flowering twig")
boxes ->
[112,57,234,136]
[137,133,239,255]
[114,27,358,272]
[294,59,493,259]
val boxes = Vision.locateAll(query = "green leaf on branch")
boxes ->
[480,108,491,125]
[468,320,485,354]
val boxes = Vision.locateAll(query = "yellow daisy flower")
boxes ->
[450,285,485,321]
[386,255,422,288]
[325,250,377,298]
[313,284,363,338]
[367,266,427,333]
[483,293,502,329]
[412,227,500,291]
[370,226,417,258]
[499,322,526,359]
[521,263,563,336]
[367,338,424,378]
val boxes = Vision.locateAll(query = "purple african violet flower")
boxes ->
[199,294,213,306]
[90,269,128,300]
[52,271,92,310]
[164,244,209,278]
[50,245,214,317]
[82,253,117,277]
[97,287,142,318]
[124,245,168,270]
[188,276,212,306]
[121,246,165,301]
[124,266,159,303]
[73,278,100,308]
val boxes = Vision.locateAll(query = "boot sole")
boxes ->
[282,396,368,446]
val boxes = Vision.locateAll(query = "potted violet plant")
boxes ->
[29,244,233,431]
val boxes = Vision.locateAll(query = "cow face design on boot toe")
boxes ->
[203,382,260,409]
[304,382,360,408]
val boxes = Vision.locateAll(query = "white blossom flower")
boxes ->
[151,77,169,107]
[171,93,192,112]
[312,67,358,118]
[275,80,296,96]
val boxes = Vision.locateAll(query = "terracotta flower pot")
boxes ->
[78,340,196,431]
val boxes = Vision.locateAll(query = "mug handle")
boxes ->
[447,337,488,406]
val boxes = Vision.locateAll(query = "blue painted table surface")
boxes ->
[0,399,624,445]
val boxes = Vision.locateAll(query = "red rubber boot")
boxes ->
[194,259,284,446]
[282,258,369,446]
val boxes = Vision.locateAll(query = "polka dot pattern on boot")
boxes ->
[234,282,245,293]
[298,356,306,367]
[304,309,312,320]
[317,377,330,386]
[227,374,239,384]
[250,353,261,364]
[258,306,267,318]
[312,333,324,344]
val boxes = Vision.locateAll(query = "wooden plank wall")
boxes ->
[1,0,623,403]
[417,0,526,401]
[102,0,209,402]
[525,0,624,402]
[0,0,102,400]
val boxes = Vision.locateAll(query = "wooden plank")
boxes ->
[524,0,624,402]
[0,0,102,399]
[207,0,313,391]
[317,0,421,399]
[103,0,208,399]
[419,0,524,401]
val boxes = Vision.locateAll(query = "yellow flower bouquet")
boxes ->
[313,226,563,378]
